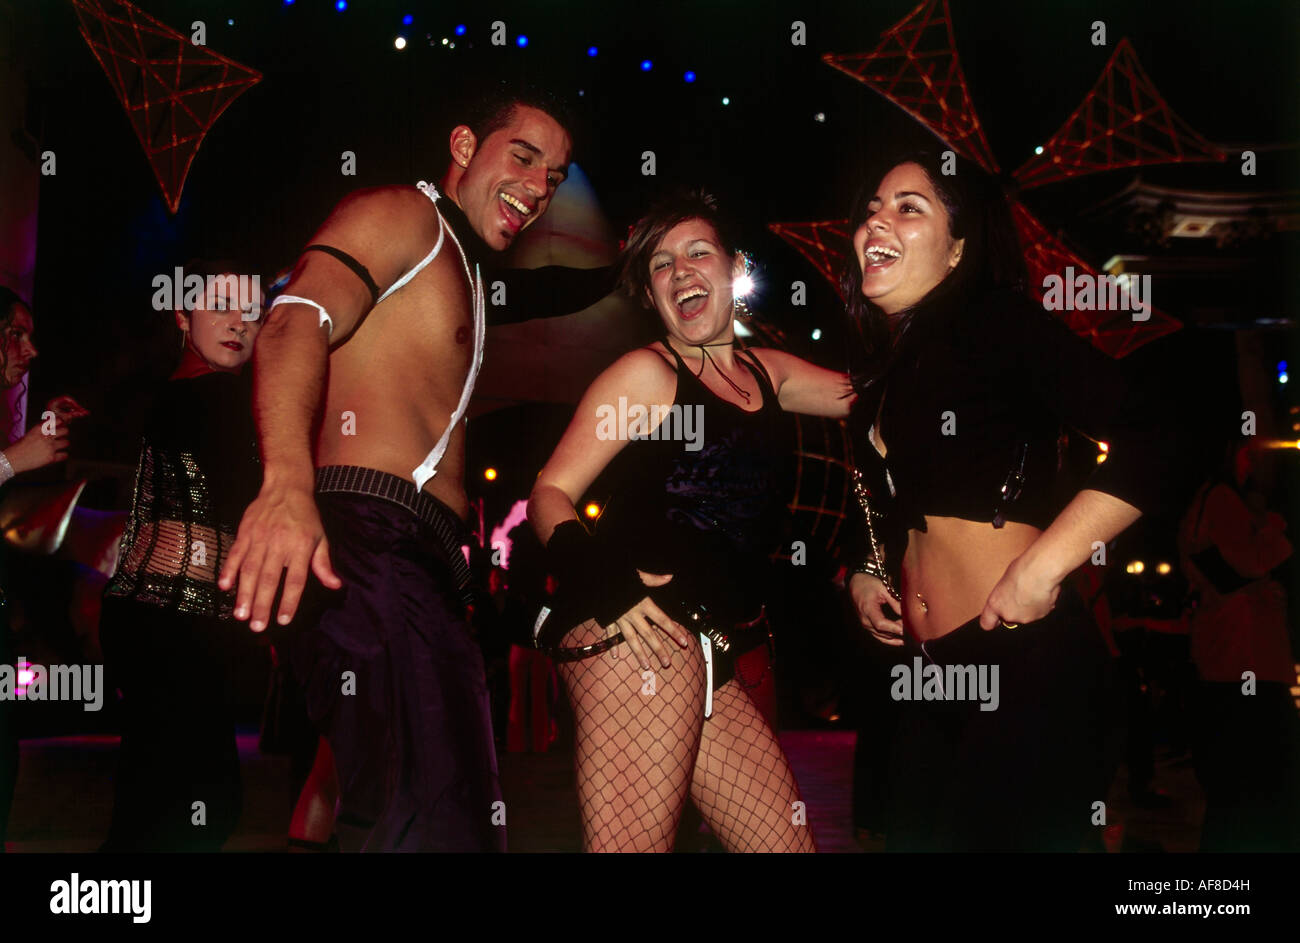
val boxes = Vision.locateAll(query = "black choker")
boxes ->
[669,338,751,404]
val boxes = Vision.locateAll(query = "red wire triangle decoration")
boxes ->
[71,0,262,213]
[1009,199,1180,358]
[767,220,853,301]
[1013,38,1224,190]
[822,0,999,174]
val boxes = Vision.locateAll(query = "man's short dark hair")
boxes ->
[462,81,579,152]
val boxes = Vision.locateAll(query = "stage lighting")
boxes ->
[733,273,754,297]
[394,36,407,50]
[684,71,696,83]
[811,328,822,341]
[584,503,601,518]
[484,468,498,481]
[641,59,652,71]
[456,24,466,35]
[1157,562,1172,575]
[721,96,730,105]
[517,35,529,47]
[403,14,413,25]
[587,46,598,56]
[336,0,346,10]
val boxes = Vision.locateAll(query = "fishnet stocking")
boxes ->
[558,619,815,853]
[691,679,816,852]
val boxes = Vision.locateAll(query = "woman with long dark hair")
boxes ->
[841,151,1181,851]
[529,189,853,852]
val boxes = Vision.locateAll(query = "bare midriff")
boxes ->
[900,518,1041,640]
[313,246,474,521]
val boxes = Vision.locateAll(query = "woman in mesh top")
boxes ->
[100,260,264,851]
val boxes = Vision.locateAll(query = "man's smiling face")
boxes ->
[454,105,572,251]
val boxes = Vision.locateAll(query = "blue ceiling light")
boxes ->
[455,24,466,36]
[517,34,529,47]
[640,59,652,71]
[684,70,696,83]
[587,45,598,57]
[402,15,413,26]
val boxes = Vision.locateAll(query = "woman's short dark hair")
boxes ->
[840,149,1027,386]
[618,187,741,310]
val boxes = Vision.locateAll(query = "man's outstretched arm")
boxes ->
[484,263,616,325]
[219,187,433,630]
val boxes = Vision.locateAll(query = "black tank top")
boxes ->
[593,343,795,622]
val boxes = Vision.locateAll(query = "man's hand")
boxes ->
[219,483,343,631]
[979,552,1061,631]
[849,572,904,646]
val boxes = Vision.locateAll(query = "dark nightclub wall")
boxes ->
[9,0,1296,486]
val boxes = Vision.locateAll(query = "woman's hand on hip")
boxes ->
[979,553,1061,631]
[606,570,691,671]
[849,572,904,646]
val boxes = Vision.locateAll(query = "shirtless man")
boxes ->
[219,88,574,851]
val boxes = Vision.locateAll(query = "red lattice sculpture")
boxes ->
[1013,38,1225,189]
[778,0,1227,356]
[767,219,854,300]
[822,0,999,174]
[1008,199,1181,358]
[72,0,262,213]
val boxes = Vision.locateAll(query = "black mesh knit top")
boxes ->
[104,371,262,619]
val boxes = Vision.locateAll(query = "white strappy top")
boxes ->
[392,182,486,492]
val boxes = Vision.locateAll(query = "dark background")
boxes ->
[15,0,1299,469]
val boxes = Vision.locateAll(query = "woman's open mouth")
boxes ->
[674,286,709,319]
[221,341,244,352]
[863,244,902,273]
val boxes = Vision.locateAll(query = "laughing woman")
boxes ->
[529,189,854,853]
[841,150,1185,851]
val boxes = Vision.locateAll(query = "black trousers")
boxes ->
[886,589,1113,851]
[292,492,504,852]
[100,595,246,852]
[1192,680,1300,851]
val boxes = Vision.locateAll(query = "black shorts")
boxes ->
[291,479,504,852]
